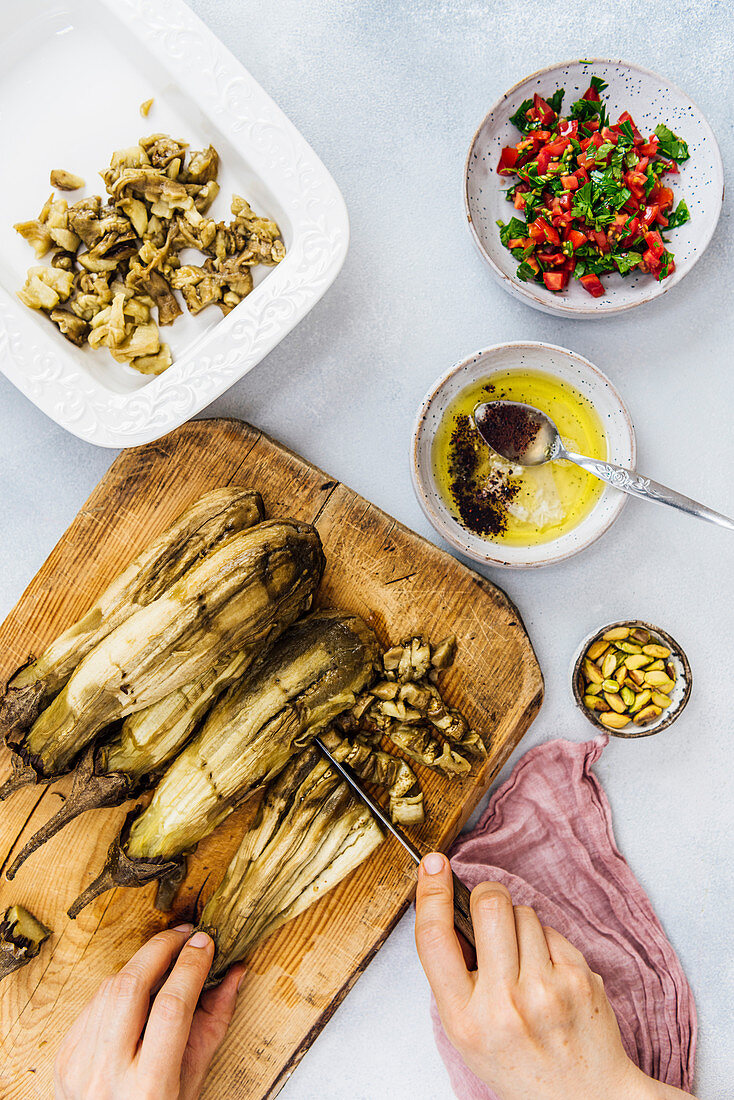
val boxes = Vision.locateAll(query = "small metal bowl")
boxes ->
[572,620,692,738]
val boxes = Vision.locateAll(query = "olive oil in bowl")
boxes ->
[432,369,606,547]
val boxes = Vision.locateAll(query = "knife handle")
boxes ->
[451,871,475,949]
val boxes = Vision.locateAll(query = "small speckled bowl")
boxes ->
[465,58,724,317]
[411,341,635,568]
[572,621,692,737]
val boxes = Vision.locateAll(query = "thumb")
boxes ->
[179,964,245,1100]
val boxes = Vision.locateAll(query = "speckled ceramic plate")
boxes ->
[0,0,349,447]
[465,59,724,318]
[411,342,636,568]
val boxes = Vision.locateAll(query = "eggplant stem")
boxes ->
[67,811,182,920]
[6,746,131,880]
[0,754,42,802]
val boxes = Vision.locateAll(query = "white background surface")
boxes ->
[1,1,732,1097]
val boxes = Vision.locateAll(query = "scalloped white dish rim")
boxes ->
[0,0,349,448]
[464,57,724,318]
[411,341,636,569]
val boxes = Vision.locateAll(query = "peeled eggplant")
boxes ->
[5,649,253,880]
[199,742,384,983]
[16,519,324,784]
[0,487,265,798]
[68,610,379,918]
[0,905,51,979]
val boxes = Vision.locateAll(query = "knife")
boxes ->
[314,735,475,948]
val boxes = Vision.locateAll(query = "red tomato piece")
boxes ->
[558,119,578,138]
[513,192,527,210]
[535,146,552,174]
[533,93,557,125]
[543,271,568,292]
[568,229,587,250]
[497,146,519,175]
[582,84,601,102]
[617,111,642,141]
[530,216,560,245]
[561,174,579,190]
[580,273,605,297]
[644,230,665,258]
[642,204,659,226]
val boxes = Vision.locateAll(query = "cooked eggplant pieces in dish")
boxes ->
[68,610,380,917]
[200,742,385,984]
[4,517,323,790]
[14,133,286,374]
[0,905,51,980]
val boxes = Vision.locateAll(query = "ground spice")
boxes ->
[447,414,519,537]
[476,402,540,458]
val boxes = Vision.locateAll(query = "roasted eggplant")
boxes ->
[15,519,323,785]
[199,741,384,984]
[68,610,379,917]
[0,487,265,798]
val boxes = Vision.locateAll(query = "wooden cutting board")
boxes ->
[0,418,543,1099]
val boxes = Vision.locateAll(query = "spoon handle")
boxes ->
[564,452,734,531]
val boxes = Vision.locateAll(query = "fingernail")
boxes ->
[187,931,211,949]
[173,922,194,932]
[421,852,446,875]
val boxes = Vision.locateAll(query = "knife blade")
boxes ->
[314,735,475,948]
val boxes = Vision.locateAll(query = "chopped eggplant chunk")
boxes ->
[0,906,51,980]
[14,134,285,373]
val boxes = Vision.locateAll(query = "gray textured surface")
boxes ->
[1,0,733,1096]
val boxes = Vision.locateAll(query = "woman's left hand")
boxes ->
[55,925,244,1100]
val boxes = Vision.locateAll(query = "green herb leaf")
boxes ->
[509,99,534,133]
[589,76,609,93]
[654,124,690,163]
[497,217,529,247]
[618,120,635,143]
[613,251,642,276]
[547,88,565,114]
[666,199,690,230]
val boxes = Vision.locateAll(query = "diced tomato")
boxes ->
[579,137,592,152]
[568,229,587,250]
[592,230,609,253]
[575,166,589,185]
[579,273,605,297]
[600,127,619,144]
[529,216,560,245]
[532,93,557,125]
[558,119,578,138]
[585,118,600,132]
[642,249,660,271]
[546,136,570,156]
[507,237,527,249]
[657,185,674,210]
[497,146,519,175]
[525,256,540,274]
[535,146,552,174]
[644,230,665,258]
[543,271,568,292]
[582,84,601,102]
[638,137,659,156]
[513,191,527,210]
[659,158,680,175]
[561,173,579,190]
[642,204,660,226]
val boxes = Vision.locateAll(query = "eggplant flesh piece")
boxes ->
[68,610,379,917]
[0,487,264,796]
[6,649,256,880]
[0,905,51,979]
[200,742,384,984]
[319,727,424,825]
[20,519,324,780]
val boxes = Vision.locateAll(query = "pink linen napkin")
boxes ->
[431,735,697,1097]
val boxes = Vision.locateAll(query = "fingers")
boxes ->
[415,853,474,1015]
[543,924,590,969]
[138,930,215,1093]
[471,882,519,986]
[514,905,552,975]
[98,925,194,1062]
[179,964,245,1100]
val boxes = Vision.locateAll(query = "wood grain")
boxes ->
[0,419,543,1099]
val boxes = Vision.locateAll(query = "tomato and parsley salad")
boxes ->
[496,77,691,297]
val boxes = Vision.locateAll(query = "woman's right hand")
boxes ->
[414,853,695,1100]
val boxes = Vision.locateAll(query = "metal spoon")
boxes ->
[474,400,734,531]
